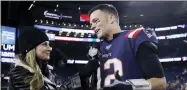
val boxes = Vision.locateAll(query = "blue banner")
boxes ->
[1,26,16,63]
[1,26,16,45]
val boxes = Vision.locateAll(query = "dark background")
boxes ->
[1,1,187,90]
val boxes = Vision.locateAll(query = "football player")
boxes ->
[86,4,167,90]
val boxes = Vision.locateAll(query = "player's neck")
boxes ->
[107,26,121,41]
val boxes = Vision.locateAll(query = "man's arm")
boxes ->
[79,59,99,89]
[148,77,166,90]
[136,41,166,90]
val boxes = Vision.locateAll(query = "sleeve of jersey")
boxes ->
[125,28,158,55]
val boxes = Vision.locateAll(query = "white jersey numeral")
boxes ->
[104,58,123,86]
[97,58,123,89]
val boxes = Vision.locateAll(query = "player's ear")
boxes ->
[108,14,115,24]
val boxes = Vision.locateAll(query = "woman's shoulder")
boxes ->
[10,66,29,73]
[9,66,34,79]
[9,66,33,90]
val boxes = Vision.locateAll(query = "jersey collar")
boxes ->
[104,32,121,43]
[113,32,121,39]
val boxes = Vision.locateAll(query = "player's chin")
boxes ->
[97,32,103,39]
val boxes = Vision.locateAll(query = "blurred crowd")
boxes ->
[166,68,187,90]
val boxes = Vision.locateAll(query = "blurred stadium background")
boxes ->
[1,1,187,90]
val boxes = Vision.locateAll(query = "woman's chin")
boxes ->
[42,57,50,61]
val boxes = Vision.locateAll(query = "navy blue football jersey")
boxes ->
[97,28,158,89]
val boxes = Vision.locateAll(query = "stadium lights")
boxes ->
[34,25,95,33]
[178,25,185,28]
[78,7,80,10]
[159,57,184,62]
[157,36,165,40]
[28,4,34,10]
[140,14,144,16]
[4,77,10,80]
[40,20,43,23]
[67,59,74,64]
[34,24,186,34]
[59,31,63,36]
[56,32,187,40]
[157,33,187,40]
[155,25,185,31]
[80,33,84,37]
[88,34,92,37]
[182,57,187,61]
[56,4,59,7]
[59,33,62,36]
[155,27,172,31]
[60,28,94,34]
[69,24,71,26]
[66,32,71,36]
[67,60,88,64]
[66,56,187,64]
[74,32,78,37]
[77,33,81,37]
[166,33,187,39]
[55,36,100,42]
[124,15,127,17]
[75,60,88,64]
[46,33,55,41]
[184,40,187,44]
[45,30,49,33]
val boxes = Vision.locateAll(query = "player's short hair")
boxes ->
[88,4,119,23]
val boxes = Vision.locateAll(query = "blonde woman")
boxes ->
[8,27,56,90]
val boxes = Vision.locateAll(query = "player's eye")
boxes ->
[96,19,100,22]
[92,19,99,24]
[92,20,96,23]
[95,19,100,25]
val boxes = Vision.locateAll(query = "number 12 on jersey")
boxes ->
[97,58,123,88]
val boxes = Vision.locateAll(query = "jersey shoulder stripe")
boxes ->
[124,27,144,38]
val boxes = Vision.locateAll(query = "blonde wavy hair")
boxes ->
[16,49,44,90]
